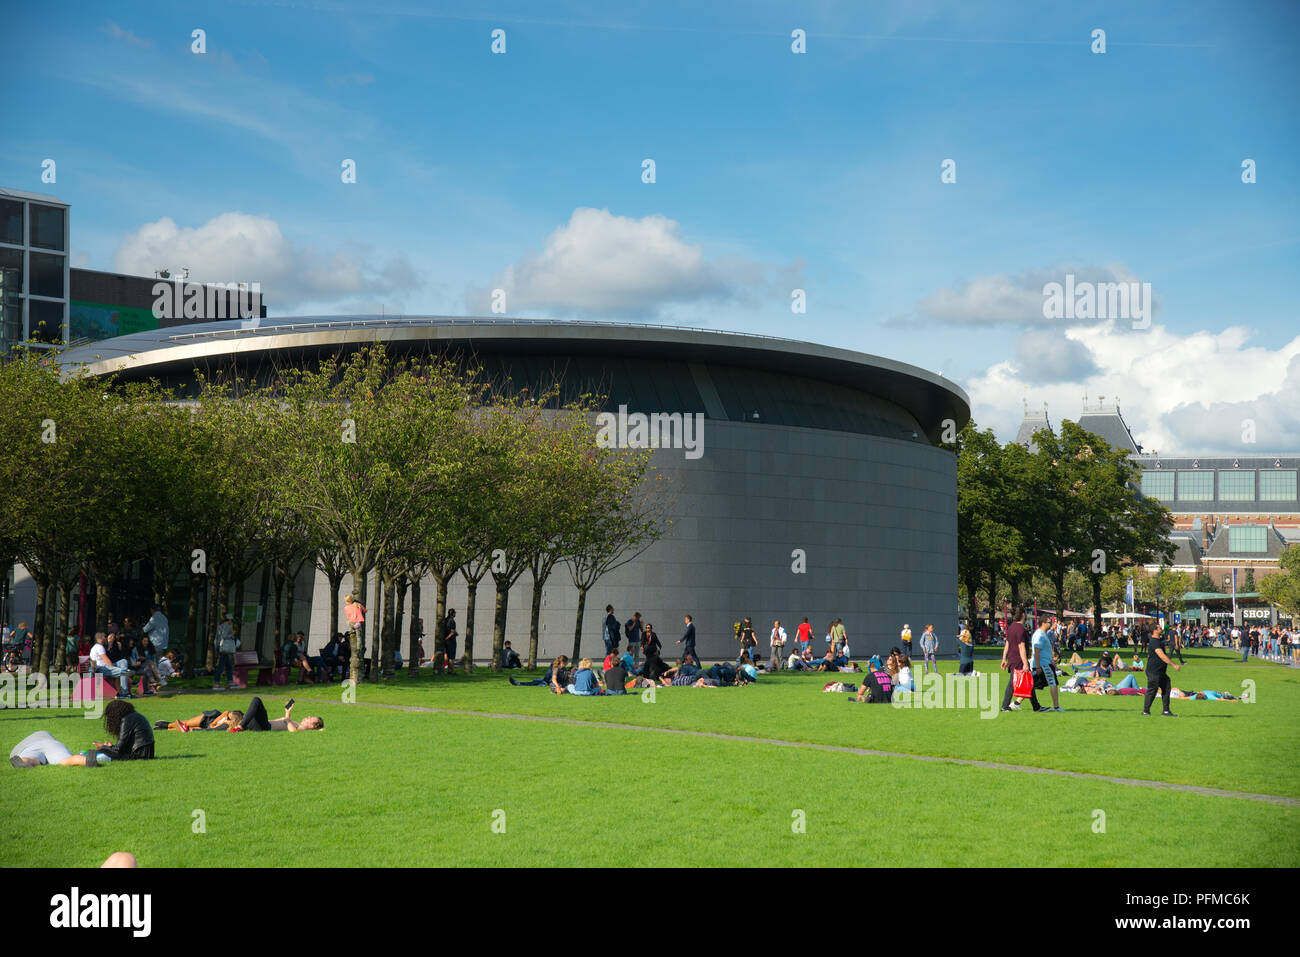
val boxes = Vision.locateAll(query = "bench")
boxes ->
[232,650,273,689]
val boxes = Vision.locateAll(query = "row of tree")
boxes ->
[0,347,671,684]
[953,419,1175,640]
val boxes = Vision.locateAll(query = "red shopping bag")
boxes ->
[1012,668,1034,698]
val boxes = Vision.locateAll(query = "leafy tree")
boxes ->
[1258,546,1300,618]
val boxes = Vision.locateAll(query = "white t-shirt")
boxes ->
[90,642,110,667]
[770,626,786,648]
[901,628,912,643]
[896,665,913,689]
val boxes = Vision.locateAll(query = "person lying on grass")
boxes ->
[657,662,703,686]
[11,731,102,767]
[162,699,323,731]
[228,697,322,731]
[157,709,245,731]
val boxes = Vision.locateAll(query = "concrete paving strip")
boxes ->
[286,696,1300,807]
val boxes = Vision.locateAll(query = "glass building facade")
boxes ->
[0,188,69,351]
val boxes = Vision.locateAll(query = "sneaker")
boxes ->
[1051,706,1065,712]
[154,720,169,730]
[1161,711,1176,717]
[1140,711,1150,716]
[1008,701,1022,710]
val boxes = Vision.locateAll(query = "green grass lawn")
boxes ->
[2,648,1296,867]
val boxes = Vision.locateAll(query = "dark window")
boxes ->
[28,298,64,343]
[0,246,22,295]
[29,252,65,298]
[29,204,65,251]
[0,199,22,246]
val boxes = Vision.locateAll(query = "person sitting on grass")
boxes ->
[230,697,323,731]
[90,699,156,761]
[549,656,573,693]
[132,635,165,691]
[566,659,602,696]
[157,649,179,682]
[509,655,566,688]
[957,628,976,675]
[157,709,245,731]
[603,651,629,694]
[502,641,523,669]
[11,730,103,767]
[891,652,915,693]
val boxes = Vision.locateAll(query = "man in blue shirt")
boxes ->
[1030,619,1062,712]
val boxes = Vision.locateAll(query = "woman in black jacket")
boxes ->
[93,699,155,761]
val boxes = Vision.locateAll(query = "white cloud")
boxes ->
[103,22,152,49]
[966,319,1300,454]
[470,207,798,319]
[112,212,419,312]
[904,264,1153,326]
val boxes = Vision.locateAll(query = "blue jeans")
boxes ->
[213,652,234,684]
[94,664,128,694]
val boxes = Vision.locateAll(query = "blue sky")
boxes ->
[6,0,1299,451]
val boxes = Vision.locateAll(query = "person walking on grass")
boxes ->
[1030,618,1063,712]
[1000,606,1040,712]
[213,613,237,690]
[1142,625,1181,717]
[795,617,813,656]
[920,624,938,675]
[676,615,699,666]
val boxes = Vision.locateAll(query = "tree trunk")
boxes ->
[378,572,397,679]
[963,574,979,632]
[369,571,382,682]
[32,576,49,674]
[348,567,369,687]
[284,565,297,643]
[232,573,247,651]
[431,572,450,676]
[1054,567,1066,624]
[328,568,343,650]
[491,580,509,672]
[392,575,407,678]
[202,572,222,674]
[254,565,271,659]
[1009,577,1022,610]
[571,586,587,663]
[272,563,285,653]
[985,571,998,635]
[185,571,202,679]
[54,579,73,672]
[528,567,546,673]
[1091,576,1104,643]
[95,577,112,634]
[464,579,479,675]
[407,577,422,676]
